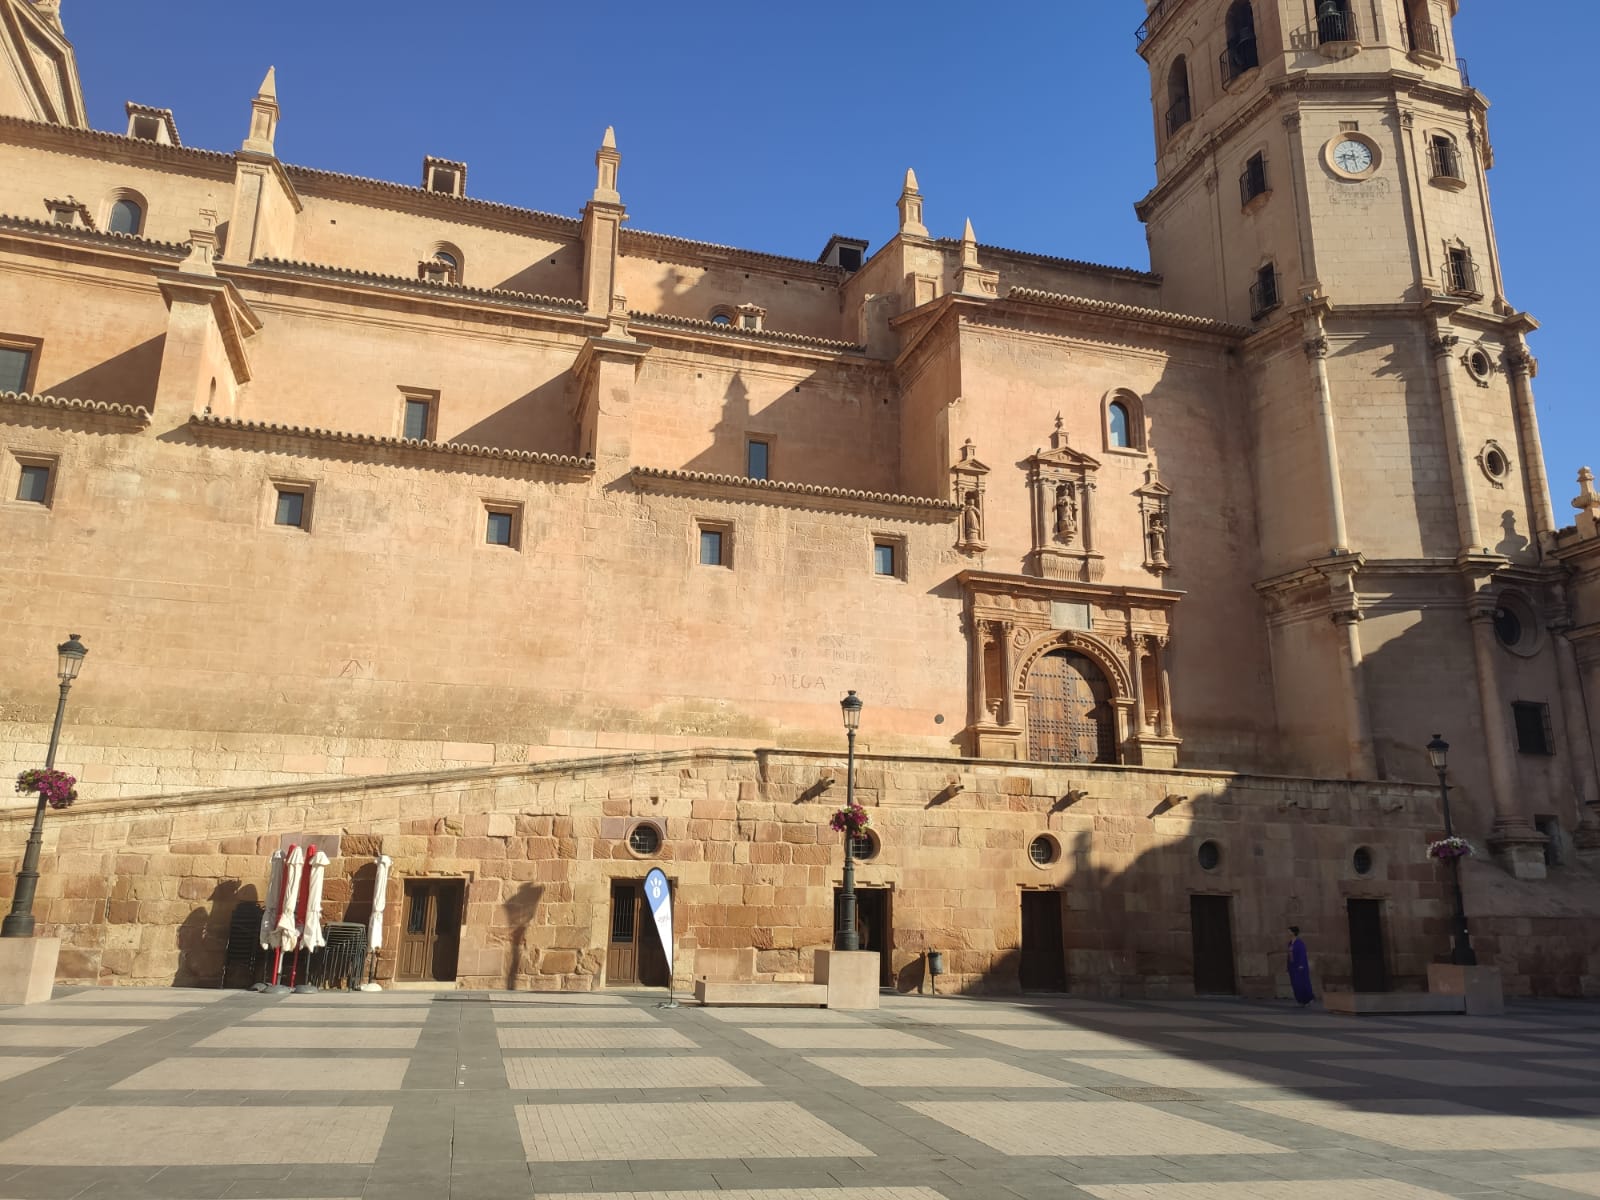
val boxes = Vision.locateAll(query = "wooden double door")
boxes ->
[397,879,464,983]
[1027,650,1117,764]
[607,879,669,987]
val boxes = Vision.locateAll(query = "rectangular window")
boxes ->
[873,540,898,578]
[403,398,431,441]
[699,526,726,566]
[15,462,51,504]
[274,488,306,528]
[1239,153,1269,205]
[0,343,34,393]
[1430,136,1462,180]
[486,510,513,546]
[746,439,770,481]
[1513,701,1553,756]
[1446,247,1479,297]
[1250,264,1280,319]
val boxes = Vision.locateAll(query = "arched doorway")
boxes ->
[1026,650,1117,764]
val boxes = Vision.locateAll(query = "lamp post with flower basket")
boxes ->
[1425,734,1477,967]
[833,690,865,952]
[3,635,88,939]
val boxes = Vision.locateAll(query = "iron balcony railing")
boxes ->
[1220,37,1259,85]
[1137,0,1176,46]
[1457,58,1472,88]
[1166,96,1192,136]
[1316,8,1359,45]
[1240,156,1269,206]
[1403,20,1441,57]
[1429,139,1463,182]
[1444,253,1482,299]
[1250,270,1281,320]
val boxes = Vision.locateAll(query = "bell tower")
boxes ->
[1133,1,1592,878]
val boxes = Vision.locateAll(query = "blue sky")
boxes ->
[71,1,1595,509]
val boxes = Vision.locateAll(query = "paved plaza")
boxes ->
[1,987,1599,1198]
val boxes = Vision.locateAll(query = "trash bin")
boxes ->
[927,950,945,976]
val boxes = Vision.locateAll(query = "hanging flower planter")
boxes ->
[830,803,870,835]
[1427,836,1474,861]
[15,768,78,811]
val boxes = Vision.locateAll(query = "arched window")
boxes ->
[1166,57,1192,135]
[106,195,144,236]
[421,242,463,284]
[1224,1,1258,80]
[433,250,458,279]
[1109,402,1132,448]
[1105,391,1146,452]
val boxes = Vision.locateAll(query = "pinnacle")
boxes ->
[257,66,277,101]
[963,218,977,243]
[904,168,920,193]
[602,126,616,150]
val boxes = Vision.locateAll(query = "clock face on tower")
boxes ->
[1334,139,1374,173]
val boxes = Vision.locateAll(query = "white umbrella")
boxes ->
[299,851,330,953]
[258,849,286,950]
[272,844,305,952]
[361,854,392,992]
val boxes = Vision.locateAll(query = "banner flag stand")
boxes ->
[644,867,678,1009]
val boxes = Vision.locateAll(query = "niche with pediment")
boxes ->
[952,438,990,554]
[1024,417,1103,582]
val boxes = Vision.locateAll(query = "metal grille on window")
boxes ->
[1029,836,1056,866]
[628,824,661,855]
[850,832,875,860]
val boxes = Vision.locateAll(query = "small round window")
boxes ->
[1029,835,1060,867]
[1352,846,1374,876]
[627,823,661,856]
[1197,840,1221,871]
[1493,606,1523,649]
[850,830,878,861]
[1467,348,1493,381]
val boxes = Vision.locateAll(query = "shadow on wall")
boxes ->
[449,376,574,456]
[44,335,165,409]
[502,882,543,990]
[175,879,259,988]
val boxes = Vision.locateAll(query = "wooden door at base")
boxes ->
[1190,894,1237,995]
[1347,898,1389,992]
[607,881,669,987]
[1027,650,1117,764]
[1019,890,1067,991]
[396,879,463,982]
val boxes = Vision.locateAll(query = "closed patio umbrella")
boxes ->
[252,848,288,991]
[292,850,330,993]
[361,854,392,991]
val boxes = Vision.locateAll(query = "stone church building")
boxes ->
[3,0,1598,995]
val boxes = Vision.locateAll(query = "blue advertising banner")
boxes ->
[643,867,673,977]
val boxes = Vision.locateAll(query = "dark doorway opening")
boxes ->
[1190,894,1237,995]
[396,878,464,983]
[834,886,894,986]
[1347,898,1390,992]
[1019,889,1067,991]
[607,879,668,987]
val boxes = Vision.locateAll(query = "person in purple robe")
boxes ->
[1288,926,1315,1006]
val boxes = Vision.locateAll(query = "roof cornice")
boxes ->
[630,465,957,520]
[0,211,188,261]
[0,390,151,429]
[621,228,846,283]
[626,309,864,358]
[282,162,581,236]
[234,257,591,323]
[0,113,234,172]
[187,415,595,477]
[1001,288,1250,341]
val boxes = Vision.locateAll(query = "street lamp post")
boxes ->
[2,635,88,939]
[1426,734,1477,967]
[836,690,863,952]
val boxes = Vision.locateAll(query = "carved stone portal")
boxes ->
[1025,416,1104,581]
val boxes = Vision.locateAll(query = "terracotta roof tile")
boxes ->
[189,414,594,471]
[1,391,152,423]
[1005,288,1249,338]
[631,465,957,513]
[282,163,579,229]
[0,113,233,165]
[627,309,863,354]
[937,238,1161,284]
[245,257,586,312]
[0,212,188,255]
[623,228,846,280]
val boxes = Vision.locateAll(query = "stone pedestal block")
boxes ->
[814,949,880,1010]
[1428,963,1506,1016]
[0,937,60,1005]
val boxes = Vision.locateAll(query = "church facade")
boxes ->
[3,0,1598,996]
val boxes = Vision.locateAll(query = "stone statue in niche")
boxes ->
[1148,511,1169,567]
[961,489,983,545]
[1053,483,1078,544]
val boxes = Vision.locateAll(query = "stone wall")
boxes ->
[8,747,1586,997]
